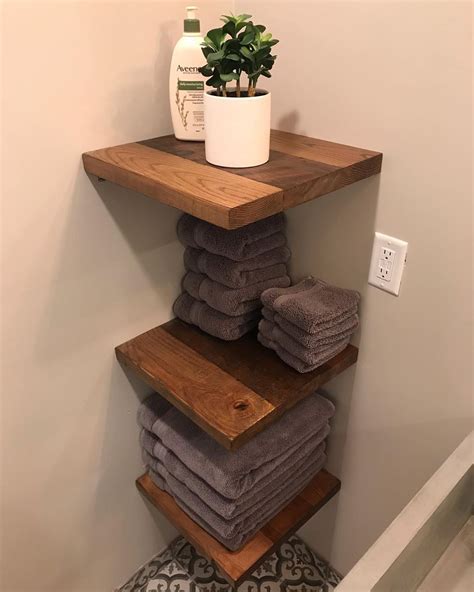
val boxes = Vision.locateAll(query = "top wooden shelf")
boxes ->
[83,130,382,229]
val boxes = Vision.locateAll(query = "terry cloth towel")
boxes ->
[147,452,326,551]
[184,245,291,289]
[173,292,258,340]
[259,317,358,353]
[183,271,291,317]
[177,213,287,261]
[262,306,359,347]
[137,392,334,499]
[140,421,330,520]
[258,321,350,367]
[261,277,360,333]
[258,332,349,373]
[142,441,326,538]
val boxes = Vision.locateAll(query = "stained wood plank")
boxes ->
[83,130,382,229]
[270,129,381,166]
[115,325,276,449]
[164,319,358,410]
[116,319,358,450]
[136,469,341,586]
[140,136,336,190]
[83,142,282,228]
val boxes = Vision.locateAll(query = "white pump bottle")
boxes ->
[169,6,205,141]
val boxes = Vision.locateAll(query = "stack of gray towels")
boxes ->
[258,277,360,373]
[173,213,291,340]
[138,392,335,550]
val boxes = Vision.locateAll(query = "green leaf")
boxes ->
[235,21,248,33]
[206,73,222,88]
[256,24,266,32]
[220,72,239,82]
[240,46,254,60]
[240,31,255,45]
[261,70,272,78]
[207,49,225,64]
[262,57,275,69]
[223,21,236,38]
[254,47,271,61]
[199,65,214,77]
[201,46,214,58]
[203,36,217,51]
[206,27,226,50]
[226,53,241,61]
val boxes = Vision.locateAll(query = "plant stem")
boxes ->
[236,76,241,97]
[222,84,227,97]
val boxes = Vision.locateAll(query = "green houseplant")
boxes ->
[199,14,279,167]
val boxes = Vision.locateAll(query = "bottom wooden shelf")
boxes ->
[136,469,341,586]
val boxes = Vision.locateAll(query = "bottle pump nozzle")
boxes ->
[184,6,200,33]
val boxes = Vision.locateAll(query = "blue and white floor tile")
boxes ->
[118,535,342,592]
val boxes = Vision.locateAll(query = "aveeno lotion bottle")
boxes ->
[169,6,205,140]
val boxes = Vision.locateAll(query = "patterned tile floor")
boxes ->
[118,535,342,592]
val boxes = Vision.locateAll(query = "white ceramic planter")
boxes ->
[204,89,271,168]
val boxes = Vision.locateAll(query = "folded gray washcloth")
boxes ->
[184,245,291,289]
[259,320,350,366]
[258,331,349,373]
[183,271,291,317]
[261,277,360,333]
[173,292,258,340]
[147,452,326,551]
[259,317,358,353]
[262,306,359,346]
[177,213,287,261]
[137,392,334,499]
[142,440,326,538]
[140,421,329,519]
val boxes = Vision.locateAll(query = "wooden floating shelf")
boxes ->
[116,318,358,451]
[83,130,382,229]
[136,469,341,586]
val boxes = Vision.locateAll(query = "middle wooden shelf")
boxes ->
[116,318,358,450]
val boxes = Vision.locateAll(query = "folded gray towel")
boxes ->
[142,440,326,538]
[259,317,358,352]
[147,452,326,550]
[259,320,350,366]
[137,392,334,499]
[261,277,360,333]
[262,306,359,347]
[258,331,349,373]
[177,213,287,261]
[183,271,291,317]
[140,421,329,519]
[173,292,258,340]
[184,245,291,289]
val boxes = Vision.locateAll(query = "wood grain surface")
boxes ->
[83,130,382,228]
[136,469,341,586]
[116,319,358,450]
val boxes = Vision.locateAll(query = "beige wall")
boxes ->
[1,0,472,590]
[0,2,228,591]
[237,0,473,575]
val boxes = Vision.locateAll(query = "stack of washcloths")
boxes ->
[138,392,334,550]
[173,213,291,340]
[258,277,360,373]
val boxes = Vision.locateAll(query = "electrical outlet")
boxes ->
[369,232,408,296]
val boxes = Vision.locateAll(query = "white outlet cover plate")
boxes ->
[368,232,408,296]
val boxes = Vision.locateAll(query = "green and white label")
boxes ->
[178,80,204,91]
